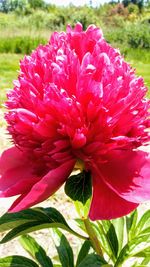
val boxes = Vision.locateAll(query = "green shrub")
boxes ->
[127,3,139,14]
[0,36,46,54]
[127,23,150,48]
[104,28,127,45]
[67,6,98,29]
[105,22,150,49]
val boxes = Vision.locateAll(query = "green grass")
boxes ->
[0,51,150,107]
[125,48,150,64]
[131,62,150,89]
[125,50,150,98]
[0,53,22,106]
[126,59,150,93]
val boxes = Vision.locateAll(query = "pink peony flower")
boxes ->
[0,23,150,220]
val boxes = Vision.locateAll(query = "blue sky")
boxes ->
[45,0,109,7]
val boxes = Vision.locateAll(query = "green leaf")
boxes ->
[126,209,138,240]
[0,221,50,243]
[77,253,107,267]
[106,224,118,258]
[52,229,74,267]
[0,209,47,233]
[20,234,53,267]
[74,199,91,219]
[135,210,150,235]
[64,171,92,204]
[141,256,150,265]
[101,220,118,258]
[0,256,39,267]
[130,253,150,267]
[76,240,92,266]
[75,219,86,233]
[135,246,150,258]
[94,222,116,262]
[115,233,150,266]
[140,226,150,235]
[0,207,86,244]
[130,263,138,267]
[112,217,125,255]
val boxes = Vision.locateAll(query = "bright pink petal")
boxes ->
[9,159,75,212]
[0,146,24,175]
[8,193,28,211]
[89,171,138,220]
[0,147,39,197]
[97,150,150,204]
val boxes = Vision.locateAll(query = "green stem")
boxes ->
[83,218,103,257]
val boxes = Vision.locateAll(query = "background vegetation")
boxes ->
[0,0,150,106]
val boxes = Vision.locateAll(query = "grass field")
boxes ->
[0,54,22,106]
[0,52,150,107]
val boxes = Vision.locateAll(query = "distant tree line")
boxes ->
[0,0,46,13]
[0,0,149,13]
[122,0,144,11]
[112,0,147,10]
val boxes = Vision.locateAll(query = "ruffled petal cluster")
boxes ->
[0,23,150,219]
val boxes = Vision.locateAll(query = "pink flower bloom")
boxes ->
[0,23,150,220]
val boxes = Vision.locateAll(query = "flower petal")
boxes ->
[97,150,150,204]
[89,170,138,220]
[9,159,75,212]
[0,147,39,197]
[0,146,24,175]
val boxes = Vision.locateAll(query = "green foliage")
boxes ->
[101,220,119,258]
[0,207,86,244]
[67,6,100,30]
[20,235,53,267]
[115,234,150,266]
[134,210,150,235]
[28,10,66,30]
[127,22,150,48]
[0,0,46,13]
[65,171,92,205]
[126,209,138,241]
[77,254,107,267]
[127,3,139,14]
[0,0,28,13]
[0,255,39,267]
[51,229,107,267]
[0,3,149,53]
[122,0,144,10]
[81,208,150,266]
[0,207,150,267]
[0,36,46,54]
[105,22,150,49]
[76,240,91,266]
[28,0,45,10]
[52,229,74,267]
[0,53,21,106]
[94,220,118,262]
[111,217,125,255]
